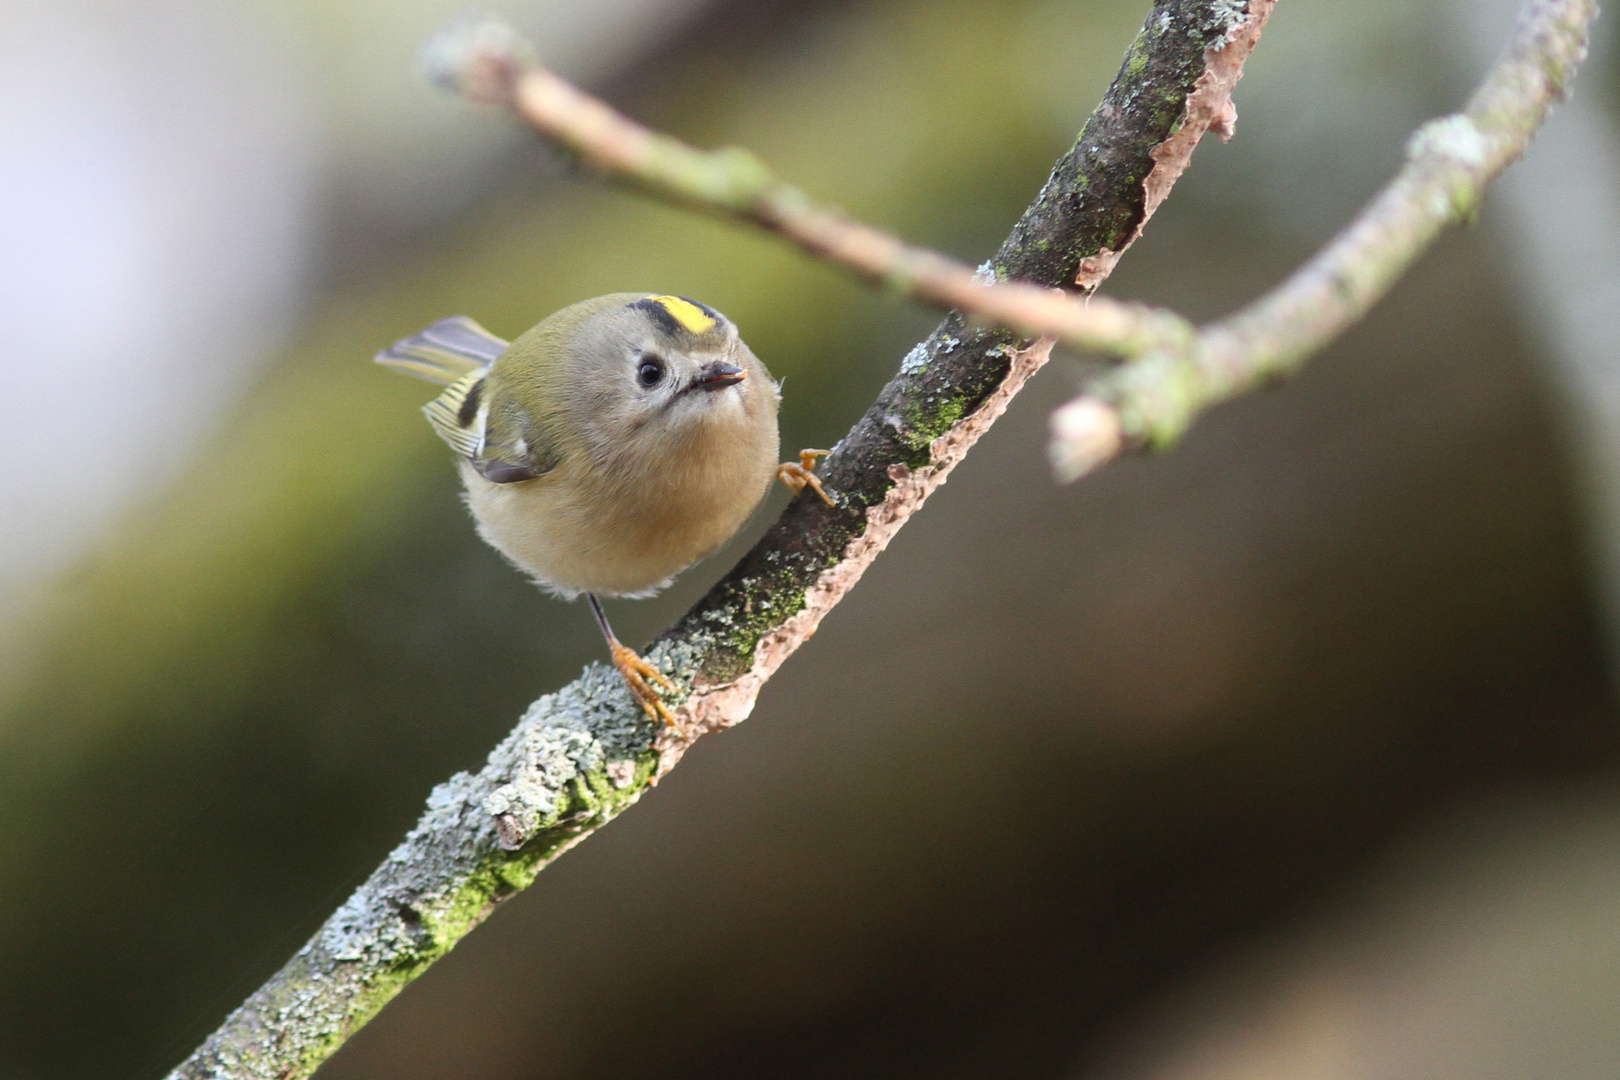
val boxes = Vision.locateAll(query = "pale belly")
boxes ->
[459,453,772,598]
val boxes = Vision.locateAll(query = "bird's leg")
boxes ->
[587,593,676,726]
[777,448,833,505]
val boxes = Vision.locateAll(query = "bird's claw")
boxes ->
[607,639,676,726]
[778,448,833,505]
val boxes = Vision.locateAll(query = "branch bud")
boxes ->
[422,14,536,106]
[1048,396,1124,483]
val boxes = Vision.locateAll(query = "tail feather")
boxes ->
[375,316,509,386]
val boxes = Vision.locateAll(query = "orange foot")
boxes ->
[777,448,833,505]
[607,639,676,727]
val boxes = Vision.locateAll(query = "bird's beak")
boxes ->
[694,361,746,391]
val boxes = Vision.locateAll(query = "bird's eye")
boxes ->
[637,357,665,388]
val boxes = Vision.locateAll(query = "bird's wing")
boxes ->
[422,368,488,459]
[380,316,557,483]
[374,316,508,386]
[421,371,561,484]
[471,401,561,484]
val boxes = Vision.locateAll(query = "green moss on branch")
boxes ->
[168,2,1268,1076]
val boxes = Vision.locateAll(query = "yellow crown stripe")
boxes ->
[648,295,716,335]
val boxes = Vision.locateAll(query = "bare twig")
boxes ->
[1454,0,1620,680]
[1049,0,1597,481]
[167,3,1270,1077]
[425,15,1216,357]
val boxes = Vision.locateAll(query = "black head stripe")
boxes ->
[627,295,725,338]
[629,297,682,336]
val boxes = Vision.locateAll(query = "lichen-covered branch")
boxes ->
[165,2,1271,1077]
[1048,0,1597,482]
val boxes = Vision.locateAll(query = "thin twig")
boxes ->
[426,16,1204,357]
[166,3,1270,1076]
[1049,0,1597,481]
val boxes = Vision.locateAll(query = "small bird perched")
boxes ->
[376,293,830,724]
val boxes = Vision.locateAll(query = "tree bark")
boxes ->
[167,2,1273,1077]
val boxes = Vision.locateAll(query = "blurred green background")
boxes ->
[4,0,1620,1078]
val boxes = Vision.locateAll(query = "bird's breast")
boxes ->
[460,407,777,598]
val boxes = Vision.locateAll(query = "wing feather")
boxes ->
[422,369,487,458]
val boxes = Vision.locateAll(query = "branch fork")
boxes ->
[1050,0,1594,480]
[167,1,1595,1075]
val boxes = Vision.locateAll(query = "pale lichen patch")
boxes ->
[899,343,932,375]
[1407,114,1491,167]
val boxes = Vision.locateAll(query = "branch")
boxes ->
[1048,0,1597,482]
[166,2,1273,1076]
[426,14,1216,357]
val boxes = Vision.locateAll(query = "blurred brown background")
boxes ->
[3,1,1620,1078]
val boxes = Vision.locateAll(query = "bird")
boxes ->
[376,292,830,725]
